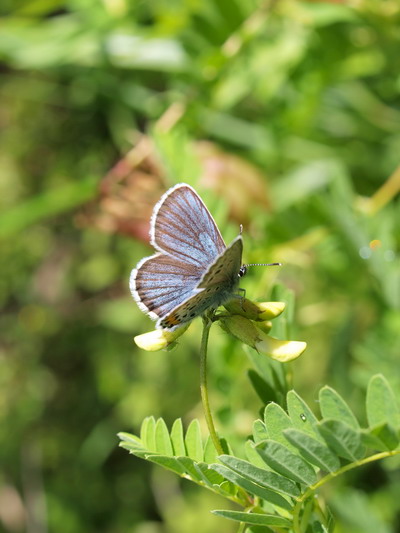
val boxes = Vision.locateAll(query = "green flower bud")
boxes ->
[219,315,306,362]
[219,315,260,346]
[224,299,285,321]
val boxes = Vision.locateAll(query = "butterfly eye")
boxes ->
[238,265,247,278]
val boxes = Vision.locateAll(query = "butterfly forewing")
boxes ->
[151,184,226,267]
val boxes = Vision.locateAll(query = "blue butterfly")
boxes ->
[130,184,277,330]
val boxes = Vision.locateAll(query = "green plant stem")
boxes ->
[200,314,224,456]
[291,449,400,533]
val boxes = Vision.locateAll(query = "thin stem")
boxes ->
[200,314,224,456]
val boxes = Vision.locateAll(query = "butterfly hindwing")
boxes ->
[130,253,203,319]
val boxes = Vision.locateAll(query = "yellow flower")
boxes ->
[134,324,190,351]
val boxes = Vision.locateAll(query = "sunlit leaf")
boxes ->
[155,418,173,455]
[185,419,203,462]
[170,418,186,456]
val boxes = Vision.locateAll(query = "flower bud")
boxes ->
[219,315,306,362]
[224,299,285,321]
[219,315,260,346]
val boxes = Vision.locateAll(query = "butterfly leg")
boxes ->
[236,288,246,309]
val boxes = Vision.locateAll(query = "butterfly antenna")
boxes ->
[246,262,282,267]
[239,262,281,277]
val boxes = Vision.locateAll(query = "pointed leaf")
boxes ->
[253,420,269,443]
[185,419,203,461]
[170,418,186,456]
[318,420,365,461]
[146,455,186,475]
[284,429,340,472]
[264,403,297,452]
[256,440,317,486]
[155,418,173,455]
[287,390,323,442]
[211,464,292,511]
[204,436,219,463]
[366,374,400,428]
[319,386,359,429]
[140,416,156,451]
[212,510,291,528]
[219,455,300,498]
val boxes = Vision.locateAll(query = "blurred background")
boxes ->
[1,0,399,532]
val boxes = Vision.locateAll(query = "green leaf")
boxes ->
[264,403,297,452]
[319,386,359,429]
[185,419,203,462]
[283,429,340,472]
[170,418,186,456]
[366,374,400,428]
[146,455,187,475]
[204,436,219,463]
[287,390,323,442]
[318,420,365,461]
[211,510,291,527]
[256,440,317,486]
[140,416,156,451]
[155,418,173,455]
[361,423,400,451]
[253,420,269,443]
[219,455,300,498]
[211,464,293,511]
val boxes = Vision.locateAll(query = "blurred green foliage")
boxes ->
[0,0,399,532]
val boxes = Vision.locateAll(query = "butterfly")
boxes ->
[130,183,278,330]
